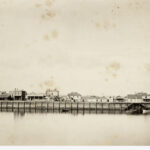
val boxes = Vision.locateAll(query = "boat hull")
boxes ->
[143,110,150,114]
[126,109,142,114]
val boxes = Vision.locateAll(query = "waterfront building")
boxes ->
[115,96,126,102]
[101,96,108,102]
[142,95,150,102]
[108,96,114,102]
[126,92,147,102]
[0,92,11,100]
[27,92,45,100]
[68,92,82,102]
[100,96,115,102]
[60,95,70,102]
[45,89,59,98]
[9,89,27,100]
[83,96,101,102]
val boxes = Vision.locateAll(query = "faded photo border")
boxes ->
[0,0,150,146]
[0,146,150,150]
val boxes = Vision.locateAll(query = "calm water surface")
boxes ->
[0,110,150,145]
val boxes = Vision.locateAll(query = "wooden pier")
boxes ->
[0,101,150,113]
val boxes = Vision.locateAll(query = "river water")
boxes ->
[0,110,150,145]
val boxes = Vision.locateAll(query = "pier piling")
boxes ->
[71,103,72,112]
[0,101,150,114]
[24,102,25,110]
[47,102,48,111]
[59,102,60,112]
[18,102,19,110]
[53,102,54,112]
[96,103,97,113]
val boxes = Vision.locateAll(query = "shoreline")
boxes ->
[0,101,150,112]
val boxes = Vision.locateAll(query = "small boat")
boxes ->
[126,109,142,114]
[143,110,150,114]
[61,109,69,112]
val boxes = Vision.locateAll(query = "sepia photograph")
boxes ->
[0,0,150,147]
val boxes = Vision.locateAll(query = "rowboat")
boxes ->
[143,110,150,114]
[61,109,69,112]
[126,109,142,114]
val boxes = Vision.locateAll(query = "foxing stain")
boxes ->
[145,64,150,72]
[44,80,54,87]
[105,62,120,78]
[41,11,56,20]
[51,30,58,38]
[106,62,120,72]
[35,3,42,8]
[45,0,54,7]
[95,21,116,30]
[43,34,49,40]
[37,0,56,20]
[43,30,58,41]
[104,21,109,31]
[45,10,56,17]
[112,73,117,78]
[95,22,101,28]
[127,1,143,10]
[41,14,46,19]
[117,6,120,9]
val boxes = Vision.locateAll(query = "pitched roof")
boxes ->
[27,92,45,97]
[68,92,81,97]
[0,93,11,98]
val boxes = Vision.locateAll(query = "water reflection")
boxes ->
[0,108,127,119]
[0,108,150,145]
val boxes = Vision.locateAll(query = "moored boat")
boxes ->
[126,109,142,114]
[143,109,150,114]
[61,109,69,112]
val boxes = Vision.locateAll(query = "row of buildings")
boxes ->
[0,89,150,103]
[0,89,59,101]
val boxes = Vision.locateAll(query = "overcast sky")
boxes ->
[0,0,150,96]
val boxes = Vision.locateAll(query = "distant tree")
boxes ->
[54,96,60,101]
